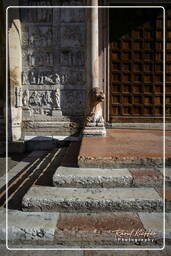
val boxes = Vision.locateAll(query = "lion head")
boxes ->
[90,87,105,105]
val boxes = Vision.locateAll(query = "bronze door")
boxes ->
[109,8,164,122]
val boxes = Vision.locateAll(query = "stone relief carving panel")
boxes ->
[28,50,53,67]
[22,70,67,85]
[21,5,86,118]
[22,88,61,116]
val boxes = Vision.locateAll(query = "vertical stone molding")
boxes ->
[9,19,22,140]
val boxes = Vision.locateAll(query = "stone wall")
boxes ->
[13,0,87,137]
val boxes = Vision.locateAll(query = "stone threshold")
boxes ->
[106,123,168,129]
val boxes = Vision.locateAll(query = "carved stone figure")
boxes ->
[43,91,52,105]
[86,87,105,125]
[15,86,23,107]
[53,73,61,84]
[29,91,42,106]
[29,71,36,84]
[52,89,60,109]
[22,89,29,107]
[44,74,54,84]
[37,72,44,85]
[30,53,36,66]
[61,73,68,84]
[22,71,29,85]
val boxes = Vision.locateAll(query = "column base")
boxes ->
[82,122,106,137]
[52,109,62,117]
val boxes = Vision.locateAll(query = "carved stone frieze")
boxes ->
[28,51,53,67]
[21,5,86,120]
[22,88,61,116]
[22,69,85,86]
[22,70,67,85]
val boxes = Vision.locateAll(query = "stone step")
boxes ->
[1,209,170,248]
[0,209,59,245]
[22,186,163,212]
[53,166,164,188]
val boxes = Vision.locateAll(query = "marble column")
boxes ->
[83,0,106,136]
[91,0,99,88]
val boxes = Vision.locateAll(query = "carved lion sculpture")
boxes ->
[86,87,105,125]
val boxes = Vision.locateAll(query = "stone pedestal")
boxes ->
[23,107,31,117]
[52,109,62,117]
[83,122,106,137]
